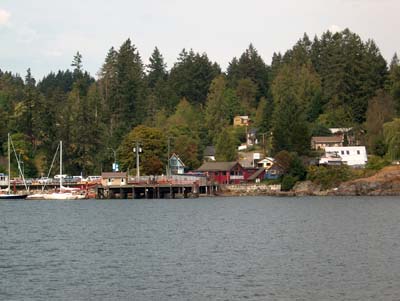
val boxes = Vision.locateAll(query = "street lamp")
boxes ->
[108,147,118,171]
[133,142,142,182]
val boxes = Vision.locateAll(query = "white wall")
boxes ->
[324,146,368,166]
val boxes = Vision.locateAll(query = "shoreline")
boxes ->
[220,165,400,197]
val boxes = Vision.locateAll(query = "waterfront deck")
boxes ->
[96,182,218,199]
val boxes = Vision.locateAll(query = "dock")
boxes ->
[96,175,218,199]
[1,175,219,199]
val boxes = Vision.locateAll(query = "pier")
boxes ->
[0,175,219,199]
[96,175,218,199]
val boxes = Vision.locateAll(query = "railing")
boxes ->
[127,175,207,186]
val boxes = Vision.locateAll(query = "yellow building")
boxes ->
[233,115,250,127]
[101,172,127,186]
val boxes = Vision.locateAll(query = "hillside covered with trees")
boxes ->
[1,28,400,177]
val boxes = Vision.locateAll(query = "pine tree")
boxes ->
[169,49,220,105]
[271,64,315,155]
[227,44,270,101]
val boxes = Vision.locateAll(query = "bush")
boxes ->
[261,178,282,185]
[281,175,298,191]
[307,165,351,190]
[366,155,390,171]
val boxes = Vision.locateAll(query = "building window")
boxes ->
[357,150,360,155]
[346,150,350,155]
[341,151,345,155]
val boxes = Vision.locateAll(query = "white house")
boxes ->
[169,153,185,175]
[320,146,367,167]
[257,157,275,170]
[329,128,352,135]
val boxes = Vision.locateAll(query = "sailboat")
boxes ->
[42,141,86,200]
[0,133,28,200]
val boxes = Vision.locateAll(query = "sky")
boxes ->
[0,0,399,80]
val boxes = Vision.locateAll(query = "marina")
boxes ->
[0,175,219,200]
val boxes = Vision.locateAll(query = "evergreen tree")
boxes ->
[204,75,231,140]
[227,44,270,101]
[114,39,145,141]
[146,47,167,89]
[271,64,315,155]
[169,49,220,105]
[215,127,238,161]
[253,97,271,133]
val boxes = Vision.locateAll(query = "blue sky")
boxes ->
[0,0,399,80]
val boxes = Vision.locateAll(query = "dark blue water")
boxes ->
[1,196,400,300]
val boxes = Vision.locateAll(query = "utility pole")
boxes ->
[167,137,171,177]
[166,137,175,177]
[261,133,266,157]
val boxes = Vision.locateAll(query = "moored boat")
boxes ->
[0,134,28,200]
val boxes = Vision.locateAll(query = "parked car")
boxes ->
[85,176,101,183]
[54,174,67,179]
[38,177,51,184]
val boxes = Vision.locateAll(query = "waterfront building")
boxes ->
[320,146,368,167]
[101,172,127,186]
[169,153,185,175]
[197,162,247,184]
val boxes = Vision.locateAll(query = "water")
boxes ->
[1,196,400,300]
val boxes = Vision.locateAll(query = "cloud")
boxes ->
[0,9,10,25]
[328,24,341,33]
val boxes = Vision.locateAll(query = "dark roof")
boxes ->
[101,172,127,178]
[311,136,343,143]
[204,146,215,157]
[197,162,239,172]
[247,168,265,180]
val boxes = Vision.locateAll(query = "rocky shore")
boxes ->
[221,166,400,197]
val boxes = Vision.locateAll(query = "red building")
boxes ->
[197,162,251,184]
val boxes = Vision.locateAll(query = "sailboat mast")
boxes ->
[60,141,62,189]
[7,133,10,192]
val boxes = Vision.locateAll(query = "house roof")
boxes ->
[235,115,249,120]
[311,136,343,143]
[169,153,185,167]
[247,168,265,180]
[101,172,127,178]
[197,162,239,172]
[204,146,215,157]
[258,157,275,163]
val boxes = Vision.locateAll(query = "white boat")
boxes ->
[43,191,85,200]
[0,133,28,200]
[30,141,86,200]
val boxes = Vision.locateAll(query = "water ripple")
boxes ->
[1,196,400,300]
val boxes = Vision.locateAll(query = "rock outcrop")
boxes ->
[329,166,400,196]
[219,166,400,197]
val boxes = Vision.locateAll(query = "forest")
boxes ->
[1,28,400,177]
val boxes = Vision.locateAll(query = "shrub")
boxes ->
[281,175,298,191]
[307,165,351,190]
[365,155,390,171]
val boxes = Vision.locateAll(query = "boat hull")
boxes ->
[0,194,28,200]
[43,192,86,200]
